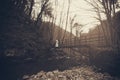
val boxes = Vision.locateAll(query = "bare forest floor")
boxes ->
[0,53,120,80]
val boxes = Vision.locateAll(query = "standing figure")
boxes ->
[55,40,59,48]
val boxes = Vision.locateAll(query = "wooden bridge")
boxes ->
[56,34,109,48]
[51,34,113,62]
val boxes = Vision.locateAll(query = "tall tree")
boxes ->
[35,0,53,27]
[62,0,71,43]
[85,0,120,46]
[29,0,35,18]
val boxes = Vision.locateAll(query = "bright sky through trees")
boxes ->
[51,0,106,33]
[33,0,106,33]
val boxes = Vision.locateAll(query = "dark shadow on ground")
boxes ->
[0,55,81,80]
[0,49,120,80]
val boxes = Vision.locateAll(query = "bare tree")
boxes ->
[85,0,120,46]
[35,0,53,27]
[85,0,110,45]
[62,0,71,43]
[57,0,65,40]
[28,0,34,18]
[70,15,76,38]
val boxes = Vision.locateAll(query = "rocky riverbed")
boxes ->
[22,66,118,80]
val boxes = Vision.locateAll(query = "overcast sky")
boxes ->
[33,0,106,34]
[51,0,105,33]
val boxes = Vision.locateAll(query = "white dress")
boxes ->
[55,40,59,47]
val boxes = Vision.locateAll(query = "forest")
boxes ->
[0,0,120,80]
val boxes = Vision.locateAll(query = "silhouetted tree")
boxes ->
[0,0,53,57]
[85,0,120,46]
[29,0,35,18]
[35,0,53,27]
[62,0,71,43]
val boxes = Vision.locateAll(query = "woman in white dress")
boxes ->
[55,40,59,48]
